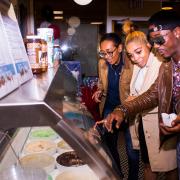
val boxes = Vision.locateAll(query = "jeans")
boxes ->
[101,108,123,178]
[101,128,123,178]
[124,128,140,180]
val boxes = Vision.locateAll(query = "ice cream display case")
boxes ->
[0,64,121,180]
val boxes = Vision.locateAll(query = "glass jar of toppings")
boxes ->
[26,35,42,74]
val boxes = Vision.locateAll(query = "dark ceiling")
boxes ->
[34,0,107,27]
[33,0,180,29]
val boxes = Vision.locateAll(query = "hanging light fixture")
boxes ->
[73,0,93,6]
[68,16,80,28]
[161,1,173,10]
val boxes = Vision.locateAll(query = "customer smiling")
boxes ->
[92,32,132,177]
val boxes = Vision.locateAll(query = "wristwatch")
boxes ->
[114,105,128,117]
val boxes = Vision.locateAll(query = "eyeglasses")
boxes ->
[98,47,117,59]
[149,32,169,46]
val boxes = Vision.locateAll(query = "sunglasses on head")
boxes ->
[149,36,166,46]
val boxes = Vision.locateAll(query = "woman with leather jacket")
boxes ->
[96,10,180,180]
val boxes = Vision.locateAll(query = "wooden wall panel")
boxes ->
[109,0,161,17]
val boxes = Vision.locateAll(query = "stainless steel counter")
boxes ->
[0,65,77,129]
[0,65,120,180]
[0,67,57,104]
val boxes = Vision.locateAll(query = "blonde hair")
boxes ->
[122,19,134,35]
[125,31,149,48]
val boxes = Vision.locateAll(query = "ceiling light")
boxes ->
[53,11,63,15]
[68,16,80,28]
[67,27,76,36]
[161,1,174,10]
[161,7,173,10]
[91,22,103,25]
[54,16,63,20]
[73,0,93,6]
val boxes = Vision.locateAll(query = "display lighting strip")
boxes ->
[54,16,63,19]
[90,22,103,25]
[53,11,63,15]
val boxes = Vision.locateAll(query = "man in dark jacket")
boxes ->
[95,10,180,178]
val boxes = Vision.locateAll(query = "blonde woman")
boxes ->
[124,31,177,179]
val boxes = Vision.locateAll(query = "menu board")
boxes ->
[0,2,33,98]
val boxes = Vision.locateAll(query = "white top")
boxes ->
[133,55,151,95]
[130,52,162,97]
[134,66,147,94]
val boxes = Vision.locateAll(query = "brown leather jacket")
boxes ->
[123,60,180,121]
[97,55,133,117]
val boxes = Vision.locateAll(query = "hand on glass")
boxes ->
[85,127,101,144]
[94,109,125,133]
[92,90,102,103]
[160,115,180,135]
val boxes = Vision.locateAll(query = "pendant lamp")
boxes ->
[73,0,93,6]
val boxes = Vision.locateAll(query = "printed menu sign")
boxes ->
[0,11,18,98]
[0,2,33,98]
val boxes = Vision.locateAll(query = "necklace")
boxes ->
[111,62,122,76]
